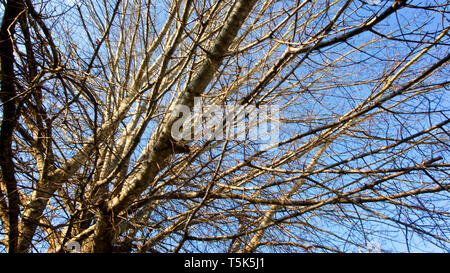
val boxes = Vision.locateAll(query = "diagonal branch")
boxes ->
[108,0,259,214]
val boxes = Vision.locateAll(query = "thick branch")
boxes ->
[0,0,25,253]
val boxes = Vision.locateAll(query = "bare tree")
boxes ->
[1,0,449,253]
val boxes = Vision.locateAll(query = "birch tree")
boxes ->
[1,0,449,252]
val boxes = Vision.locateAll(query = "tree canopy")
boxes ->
[1,0,449,253]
